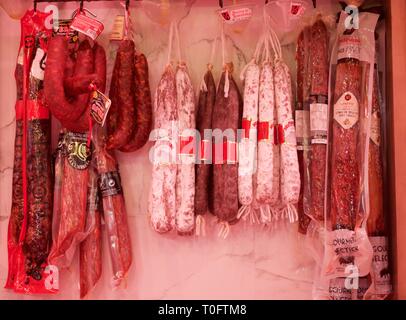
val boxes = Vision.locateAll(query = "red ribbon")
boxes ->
[257,121,269,141]
[178,135,195,156]
[200,139,211,161]
[241,118,252,139]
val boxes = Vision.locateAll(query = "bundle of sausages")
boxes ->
[45,35,106,268]
[237,29,300,226]
[6,9,55,294]
[106,39,152,152]
[149,22,196,235]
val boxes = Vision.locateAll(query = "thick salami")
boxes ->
[175,64,196,234]
[106,40,136,150]
[119,52,153,153]
[330,31,362,231]
[212,64,243,225]
[149,66,178,233]
[195,68,216,218]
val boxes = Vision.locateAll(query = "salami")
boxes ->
[6,9,54,293]
[96,143,132,287]
[273,36,301,222]
[367,65,384,236]
[80,163,102,299]
[330,31,362,231]
[119,52,153,153]
[212,64,243,226]
[237,61,259,221]
[149,66,178,233]
[256,59,280,224]
[309,20,329,224]
[48,132,91,268]
[175,64,196,234]
[195,67,216,218]
[106,40,136,150]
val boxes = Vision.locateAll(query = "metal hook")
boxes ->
[126,0,130,11]
[33,0,37,12]
[312,0,316,8]
[219,0,223,8]
[80,0,84,12]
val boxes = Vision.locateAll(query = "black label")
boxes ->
[99,171,123,197]
[53,19,79,43]
[65,132,91,170]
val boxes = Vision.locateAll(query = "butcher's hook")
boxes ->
[80,0,84,12]
[33,0,37,12]
[219,0,223,8]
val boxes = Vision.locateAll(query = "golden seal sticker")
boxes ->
[65,132,91,170]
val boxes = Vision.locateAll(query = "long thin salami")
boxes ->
[238,61,259,221]
[309,20,329,224]
[79,163,102,299]
[96,144,132,287]
[195,67,216,220]
[272,31,300,222]
[175,64,196,235]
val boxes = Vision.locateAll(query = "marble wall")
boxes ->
[0,0,326,300]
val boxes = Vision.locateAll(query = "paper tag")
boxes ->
[295,110,310,150]
[324,228,373,279]
[370,111,381,146]
[90,90,111,126]
[334,92,359,129]
[369,236,392,295]
[70,12,104,40]
[310,103,328,144]
[31,48,46,80]
[53,19,79,43]
[219,7,252,24]
[329,277,369,300]
[337,34,361,61]
[110,15,125,41]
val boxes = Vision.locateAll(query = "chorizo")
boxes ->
[195,68,216,217]
[119,52,153,153]
[211,65,243,225]
[106,40,136,150]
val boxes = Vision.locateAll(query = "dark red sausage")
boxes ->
[107,40,136,150]
[119,52,152,152]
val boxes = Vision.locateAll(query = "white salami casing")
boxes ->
[238,62,260,220]
[149,66,178,233]
[175,64,196,234]
[274,60,300,222]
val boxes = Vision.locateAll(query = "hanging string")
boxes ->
[173,22,183,65]
[221,21,230,98]
[166,21,175,66]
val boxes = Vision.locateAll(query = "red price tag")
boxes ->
[70,12,104,40]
